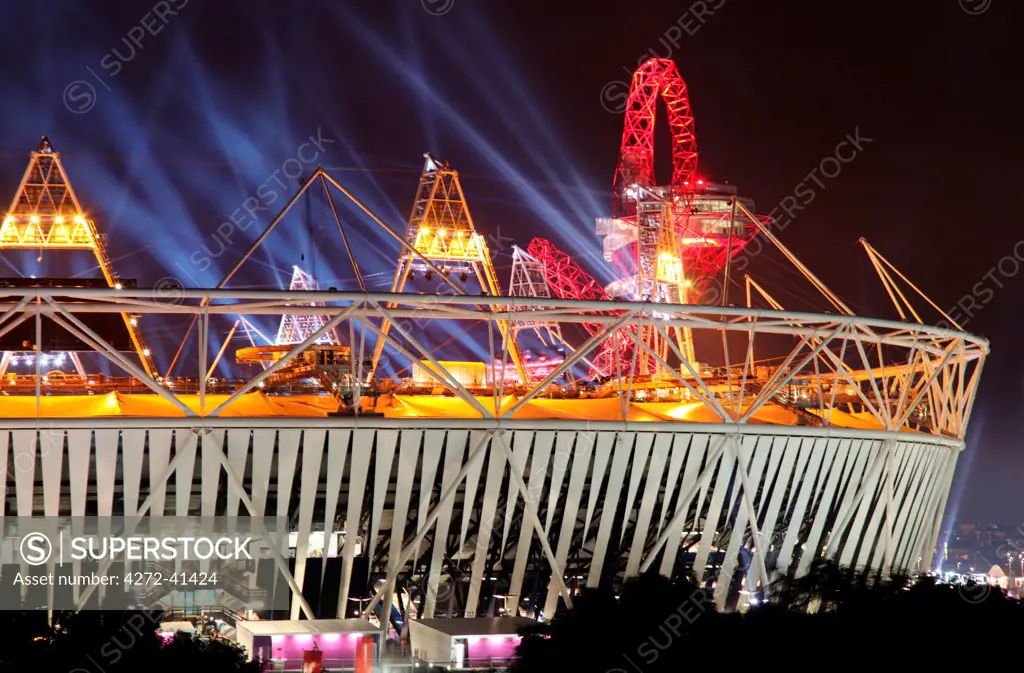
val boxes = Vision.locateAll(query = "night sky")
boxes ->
[0,1,1019,523]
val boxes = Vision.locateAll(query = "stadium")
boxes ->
[0,57,987,661]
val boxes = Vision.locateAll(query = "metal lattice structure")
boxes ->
[0,121,989,639]
[526,238,610,303]
[369,154,526,381]
[0,137,156,377]
[526,237,633,377]
[508,246,566,346]
[275,265,342,346]
[602,59,762,369]
[507,245,589,383]
[0,286,989,621]
[612,58,698,218]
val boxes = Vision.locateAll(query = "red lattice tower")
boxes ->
[612,58,698,219]
[529,59,758,376]
[609,58,757,305]
[527,238,633,377]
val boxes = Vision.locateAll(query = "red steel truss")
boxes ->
[527,237,634,377]
[527,59,761,375]
[609,58,761,298]
[527,238,609,303]
[612,58,698,218]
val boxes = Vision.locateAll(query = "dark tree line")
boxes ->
[0,610,259,673]
[513,563,1011,671]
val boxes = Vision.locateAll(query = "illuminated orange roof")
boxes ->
[0,392,915,433]
[0,392,337,418]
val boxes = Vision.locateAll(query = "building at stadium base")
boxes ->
[0,56,988,669]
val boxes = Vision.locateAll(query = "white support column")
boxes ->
[366,429,494,620]
[216,442,317,620]
[824,446,888,559]
[198,310,208,412]
[639,434,729,573]
[75,431,200,609]
[883,440,896,577]
[728,435,771,600]
[922,447,961,571]
[491,430,574,607]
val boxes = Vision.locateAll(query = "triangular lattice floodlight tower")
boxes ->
[509,245,595,383]
[275,264,342,346]
[508,245,567,348]
[0,137,156,377]
[369,153,527,381]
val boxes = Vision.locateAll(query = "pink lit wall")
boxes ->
[463,635,520,663]
[255,633,374,669]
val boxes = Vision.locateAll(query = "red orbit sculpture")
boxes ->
[609,57,756,299]
[528,58,758,377]
[612,58,698,218]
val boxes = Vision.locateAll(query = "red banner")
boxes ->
[355,636,375,673]
[302,649,323,673]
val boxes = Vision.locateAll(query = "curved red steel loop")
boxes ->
[612,58,699,217]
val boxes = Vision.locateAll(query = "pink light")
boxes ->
[296,634,312,643]
[323,633,341,641]
[488,636,504,643]
[271,635,283,643]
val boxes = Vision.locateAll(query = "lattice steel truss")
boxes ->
[275,265,342,346]
[0,287,986,434]
[507,246,567,345]
[526,237,634,377]
[612,58,698,218]
[369,154,526,382]
[0,137,156,376]
[0,286,988,622]
[603,59,760,367]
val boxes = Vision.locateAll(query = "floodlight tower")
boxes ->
[369,154,527,382]
[508,246,566,348]
[275,265,342,346]
[0,137,156,377]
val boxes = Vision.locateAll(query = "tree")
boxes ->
[513,571,720,673]
[2,611,259,673]
[513,564,1024,670]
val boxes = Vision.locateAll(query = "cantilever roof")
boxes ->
[0,390,912,434]
[236,618,375,636]
[410,616,535,637]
